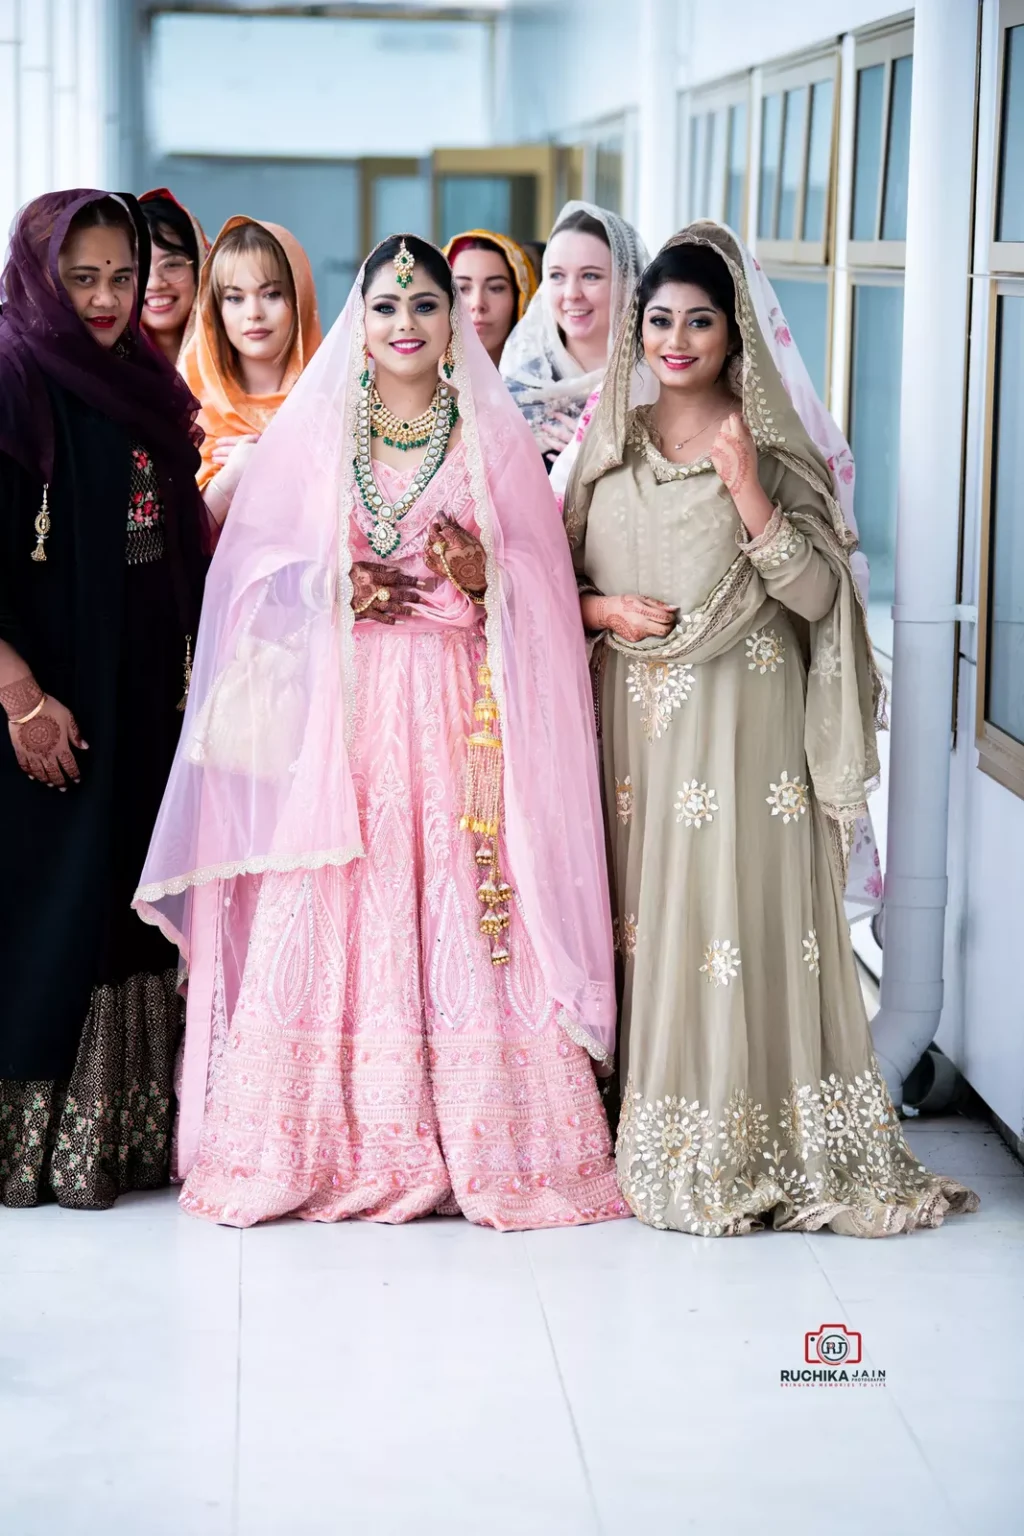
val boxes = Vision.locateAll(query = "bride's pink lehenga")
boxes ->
[176,450,626,1229]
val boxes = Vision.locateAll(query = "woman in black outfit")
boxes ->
[0,190,209,1208]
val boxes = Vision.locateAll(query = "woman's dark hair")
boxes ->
[446,234,515,290]
[63,195,138,257]
[141,194,199,269]
[634,242,741,360]
[548,210,610,247]
[362,234,454,300]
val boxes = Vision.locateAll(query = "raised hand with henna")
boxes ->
[425,518,487,599]
[350,560,427,625]
[1,674,88,789]
[710,411,773,539]
[579,593,678,643]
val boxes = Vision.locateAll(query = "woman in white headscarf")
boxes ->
[501,201,648,474]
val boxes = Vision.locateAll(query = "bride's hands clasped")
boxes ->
[350,561,426,624]
[579,593,678,643]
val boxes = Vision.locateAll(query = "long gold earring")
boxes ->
[30,484,50,562]
[440,340,454,381]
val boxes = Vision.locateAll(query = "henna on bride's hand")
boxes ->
[711,414,754,498]
[428,519,486,596]
[19,714,60,755]
[0,675,43,720]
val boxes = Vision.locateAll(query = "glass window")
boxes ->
[848,283,904,655]
[777,87,808,241]
[725,102,747,230]
[372,175,431,246]
[595,137,624,213]
[769,277,829,399]
[852,64,885,241]
[997,25,1024,243]
[803,79,834,242]
[881,55,913,241]
[758,92,782,238]
[986,294,1024,743]
[691,112,708,216]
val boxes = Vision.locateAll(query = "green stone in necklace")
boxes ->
[355,379,458,559]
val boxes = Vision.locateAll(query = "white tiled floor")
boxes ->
[2,1116,1022,1536]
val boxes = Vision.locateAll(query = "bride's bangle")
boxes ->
[433,542,486,606]
[10,693,47,725]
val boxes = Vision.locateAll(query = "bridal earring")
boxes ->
[360,344,375,390]
[440,340,454,381]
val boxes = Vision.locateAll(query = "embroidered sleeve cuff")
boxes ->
[739,505,806,572]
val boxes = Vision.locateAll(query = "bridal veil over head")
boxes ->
[136,237,617,1061]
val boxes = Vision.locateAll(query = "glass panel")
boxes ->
[595,137,624,213]
[707,108,728,221]
[803,79,834,242]
[987,294,1024,744]
[758,92,782,239]
[849,283,904,655]
[725,101,748,230]
[852,63,885,241]
[777,86,808,241]
[997,25,1024,242]
[769,277,829,399]
[437,175,536,245]
[372,175,431,246]
[881,54,913,241]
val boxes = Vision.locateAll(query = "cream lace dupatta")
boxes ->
[564,223,885,860]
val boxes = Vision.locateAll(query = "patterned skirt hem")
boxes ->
[0,969,182,1210]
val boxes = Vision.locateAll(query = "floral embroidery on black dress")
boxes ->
[125,444,166,565]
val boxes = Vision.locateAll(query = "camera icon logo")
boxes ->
[804,1324,862,1366]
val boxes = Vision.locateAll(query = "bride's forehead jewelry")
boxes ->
[393,239,415,290]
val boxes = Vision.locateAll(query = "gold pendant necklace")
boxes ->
[370,385,439,451]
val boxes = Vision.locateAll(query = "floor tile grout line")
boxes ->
[523,1235,607,1536]
[801,1232,967,1536]
[228,1228,242,1536]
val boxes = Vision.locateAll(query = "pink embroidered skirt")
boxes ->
[179,627,626,1230]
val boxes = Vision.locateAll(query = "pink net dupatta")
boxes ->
[135,244,617,1165]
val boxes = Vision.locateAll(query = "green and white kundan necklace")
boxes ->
[354,377,458,558]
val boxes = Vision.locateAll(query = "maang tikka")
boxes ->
[393,239,415,290]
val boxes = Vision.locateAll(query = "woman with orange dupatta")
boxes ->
[180,216,321,527]
[442,229,536,368]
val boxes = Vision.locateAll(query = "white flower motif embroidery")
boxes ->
[615,776,634,825]
[810,644,841,683]
[620,913,638,961]
[802,929,820,976]
[674,779,719,828]
[766,770,809,823]
[700,938,740,987]
[745,629,786,674]
[627,660,694,741]
[718,1089,770,1164]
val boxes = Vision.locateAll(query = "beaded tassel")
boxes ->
[461,663,514,965]
[176,634,193,713]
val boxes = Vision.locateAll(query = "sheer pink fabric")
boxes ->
[135,244,617,1071]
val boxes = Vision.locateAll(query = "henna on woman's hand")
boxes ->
[6,692,86,788]
[425,519,487,597]
[19,714,60,755]
[350,560,425,624]
[710,412,755,498]
[0,675,44,720]
[581,593,677,642]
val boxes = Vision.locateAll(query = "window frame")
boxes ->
[976,275,1024,799]
[759,263,835,407]
[683,74,751,237]
[847,22,915,269]
[756,49,840,267]
[992,0,1024,274]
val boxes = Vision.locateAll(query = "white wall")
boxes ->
[147,13,494,161]
[0,0,119,242]
[494,0,643,142]
[685,0,907,85]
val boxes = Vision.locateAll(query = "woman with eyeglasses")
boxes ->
[139,189,210,367]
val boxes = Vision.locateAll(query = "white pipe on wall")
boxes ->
[870,0,980,1105]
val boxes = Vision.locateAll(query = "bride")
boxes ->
[136,234,625,1230]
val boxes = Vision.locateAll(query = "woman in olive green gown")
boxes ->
[564,223,978,1237]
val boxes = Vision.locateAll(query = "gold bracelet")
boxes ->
[10,693,47,726]
[432,542,486,606]
[353,585,390,616]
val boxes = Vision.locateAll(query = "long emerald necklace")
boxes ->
[354,377,458,559]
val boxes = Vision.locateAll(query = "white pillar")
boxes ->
[870,0,980,1103]
[635,0,680,251]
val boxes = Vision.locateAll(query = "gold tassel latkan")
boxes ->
[30,484,50,562]
[176,634,193,712]
[461,662,514,966]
